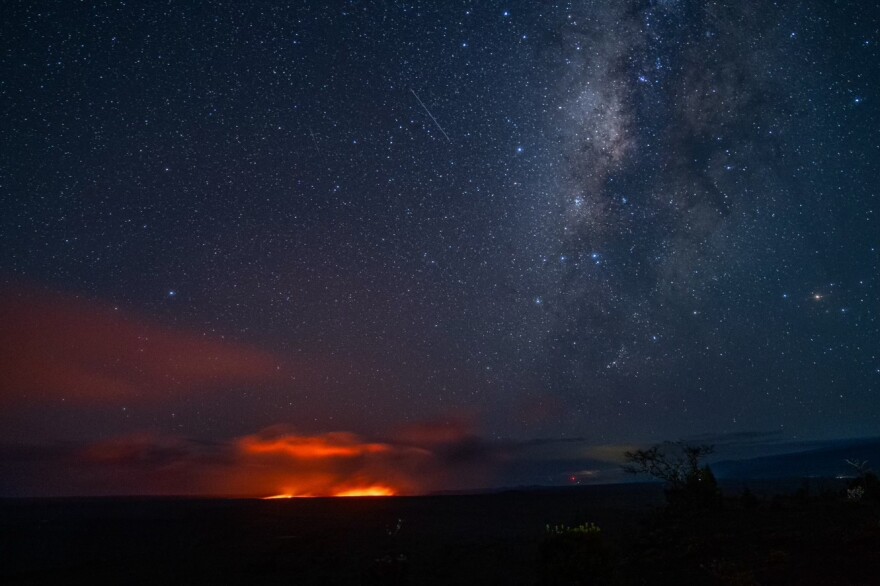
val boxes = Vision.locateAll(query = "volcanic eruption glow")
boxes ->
[333,485,396,497]
[262,485,396,499]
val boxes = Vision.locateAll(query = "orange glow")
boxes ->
[334,485,396,497]
[239,432,392,459]
[0,286,286,405]
[230,428,429,497]
[262,485,396,499]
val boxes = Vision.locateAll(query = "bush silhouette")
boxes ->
[622,441,720,508]
[845,459,879,502]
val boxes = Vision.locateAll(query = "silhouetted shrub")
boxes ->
[623,442,720,509]
[848,472,880,502]
[844,459,879,502]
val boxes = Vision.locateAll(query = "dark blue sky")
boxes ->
[0,0,877,495]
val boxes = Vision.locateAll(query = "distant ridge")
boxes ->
[713,437,880,479]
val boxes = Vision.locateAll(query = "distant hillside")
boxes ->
[713,437,880,479]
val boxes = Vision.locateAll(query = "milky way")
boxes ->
[512,1,878,441]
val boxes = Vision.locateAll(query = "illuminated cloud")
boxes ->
[229,426,433,497]
[239,428,396,460]
[226,424,500,497]
[0,286,285,405]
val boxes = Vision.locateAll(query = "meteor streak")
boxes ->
[411,89,451,142]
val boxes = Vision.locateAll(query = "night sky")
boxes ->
[1,1,877,497]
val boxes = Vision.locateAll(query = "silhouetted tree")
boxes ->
[623,441,720,508]
[845,459,879,501]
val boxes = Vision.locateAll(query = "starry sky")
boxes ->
[1,0,877,497]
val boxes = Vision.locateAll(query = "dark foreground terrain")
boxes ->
[2,482,879,585]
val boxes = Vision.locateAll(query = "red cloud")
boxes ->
[239,429,395,460]
[0,286,284,405]
[222,421,500,497]
[229,427,433,497]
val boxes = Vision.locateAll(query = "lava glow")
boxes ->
[262,485,396,499]
[333,485,396,497]
[231,428,428,497]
